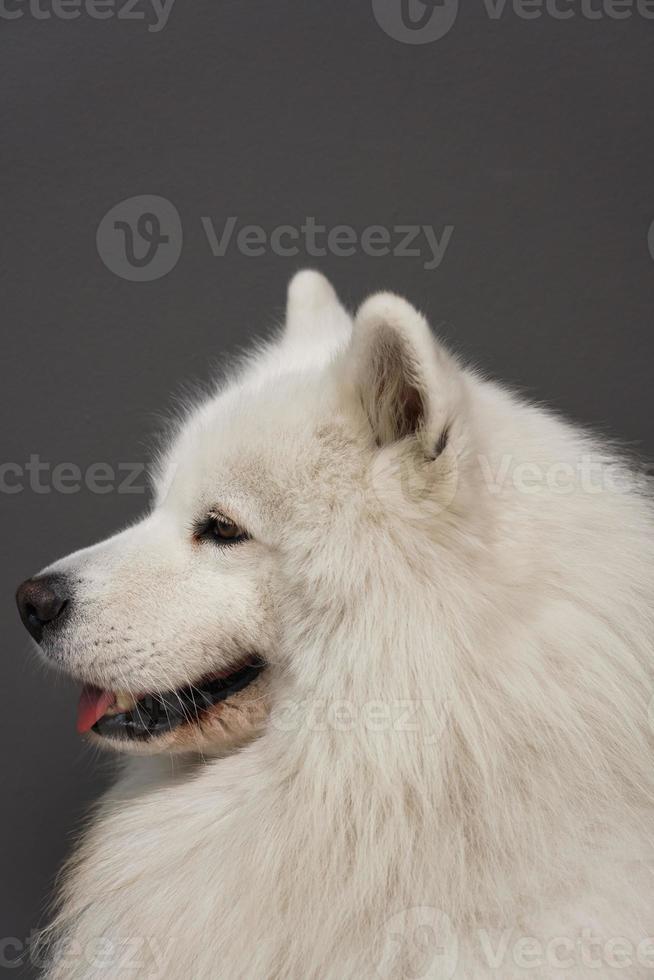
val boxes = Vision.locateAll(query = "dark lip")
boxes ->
[92,656,266,741]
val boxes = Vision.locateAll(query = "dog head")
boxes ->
[16,271,468,755]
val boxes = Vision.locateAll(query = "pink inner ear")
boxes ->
[369,331,426,444]
[398,377,425,436]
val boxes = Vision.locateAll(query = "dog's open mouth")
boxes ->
[77,656,266,741]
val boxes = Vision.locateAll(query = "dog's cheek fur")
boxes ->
[40,517,279,702]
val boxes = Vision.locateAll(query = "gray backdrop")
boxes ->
[1,1,653,974]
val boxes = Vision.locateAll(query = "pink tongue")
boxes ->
[77,686,115,734]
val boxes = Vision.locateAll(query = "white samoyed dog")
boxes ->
[16,272,654,979]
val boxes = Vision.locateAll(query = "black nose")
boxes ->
[16,575,70,642]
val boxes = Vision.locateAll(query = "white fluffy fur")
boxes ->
[37,272,654,978]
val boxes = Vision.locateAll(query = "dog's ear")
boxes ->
[348,292,463,452]
[282,270,352,360]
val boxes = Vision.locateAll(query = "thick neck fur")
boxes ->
[269,467,654,928]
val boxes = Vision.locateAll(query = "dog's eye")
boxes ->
[193,512,249,547]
